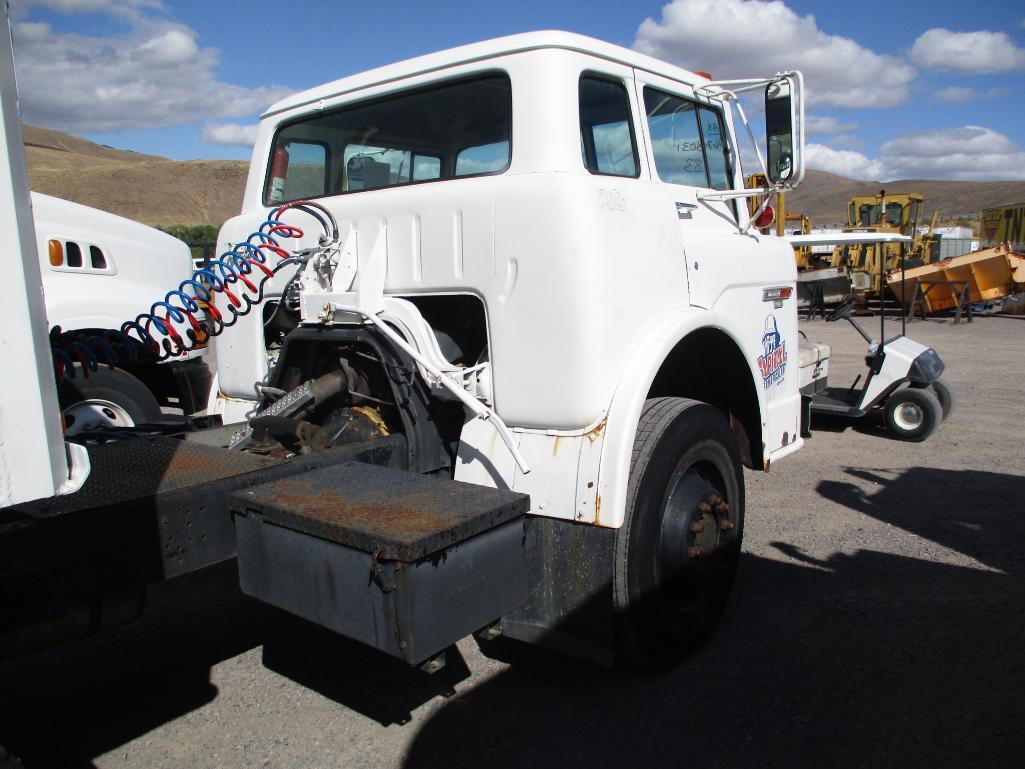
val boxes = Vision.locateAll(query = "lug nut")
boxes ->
[720,519,734,531]
[716,502,729,514]
[709,494,722,506]
[690,521,705,533]
[688,546,702,559]
[698,502,712,514]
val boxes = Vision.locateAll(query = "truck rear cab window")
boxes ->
[264,74,512,204]
[579,75,639,178]
[344,144,441,191]
[643,87,733,190]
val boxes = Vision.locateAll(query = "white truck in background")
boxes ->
[33,192,211,431]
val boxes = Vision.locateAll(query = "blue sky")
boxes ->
[8,0,1025,180]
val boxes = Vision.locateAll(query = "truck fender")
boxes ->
[587,308,767,529]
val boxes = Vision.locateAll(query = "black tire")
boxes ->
[884,386,941,441]
[931,378,956,421]
[614,397,745,667]
[57,365,162,435]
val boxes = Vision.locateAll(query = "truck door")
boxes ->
[632,70,801,454]
[632,71,789,308]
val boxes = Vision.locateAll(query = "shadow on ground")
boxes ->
[401,467,1025,769]
[0,561,269,769]
[1,468,1022,768]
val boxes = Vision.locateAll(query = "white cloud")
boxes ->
[806,115,858,135]
[634,0,916,108]
[808,126,1025,181]
[10,4,293,133]
[134,29,198,66]
[933,86,1003,104]
[806,143,882,179]
[879,126,1025,180]
[909,28,1025,74]
[203,123,259,147]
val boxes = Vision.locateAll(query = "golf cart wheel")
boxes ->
[931,378,956,421]
[613,397,744,668]
[884,386,941,442]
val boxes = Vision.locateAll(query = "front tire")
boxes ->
[57,365,163,435]
[884,386,941,441]
[614,397,745,667]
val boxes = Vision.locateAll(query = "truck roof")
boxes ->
[264,30,709,118]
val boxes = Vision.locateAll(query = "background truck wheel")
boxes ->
[613,397,745,667]
[57,365,163,435]
[884,386,941,442]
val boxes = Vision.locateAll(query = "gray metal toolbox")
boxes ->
[230,462,530,665]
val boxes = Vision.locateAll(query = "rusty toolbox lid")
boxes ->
[229,462,529,562]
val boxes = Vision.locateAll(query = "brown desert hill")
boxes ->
[785,169,1025,227]
[19,125,1025,231]
[22,123,248,228]
[22,124,166,164]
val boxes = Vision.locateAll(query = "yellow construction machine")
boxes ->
[832,191,940,294]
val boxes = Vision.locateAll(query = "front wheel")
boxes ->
[57,365,163,435]
[884,386,941,441]
[614,397,744,667]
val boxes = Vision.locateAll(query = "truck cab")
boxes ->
[205,32,806,664]
[215,31,804,489]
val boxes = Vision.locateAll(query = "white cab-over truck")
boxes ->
[3,27,809,675]
[34,192,211,432]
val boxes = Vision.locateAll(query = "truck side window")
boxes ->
[643,87,732,191]
[456,141,509,176]
[579,75,639,178]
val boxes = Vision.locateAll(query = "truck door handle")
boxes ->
[676,202,698,219]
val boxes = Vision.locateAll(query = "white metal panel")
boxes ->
[0,10,80,506]
[860,336,930,409]
[785,232,912,246]
[31,192,197,351]
[454,419,596,522]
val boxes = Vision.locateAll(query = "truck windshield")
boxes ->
[264,73,512,204]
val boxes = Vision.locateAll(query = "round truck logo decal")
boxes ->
[757,315,788,389]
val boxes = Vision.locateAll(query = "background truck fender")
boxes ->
[587,308,768,529]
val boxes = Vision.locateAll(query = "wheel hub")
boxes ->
[687,494,732,560]
[63,399,136,435]
[658,469,737,611]
[894,402,924,430]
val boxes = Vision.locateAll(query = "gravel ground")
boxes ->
[2,314,1023,769]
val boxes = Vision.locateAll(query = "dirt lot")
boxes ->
[2,314,1023,769]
